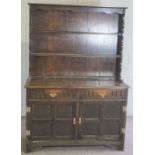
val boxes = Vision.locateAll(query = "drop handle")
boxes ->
[100,92,106,98]
[73,118,76,125]
[79,117,82,125]
[49,93,57,98]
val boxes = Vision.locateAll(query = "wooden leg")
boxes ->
[25,139,32,153]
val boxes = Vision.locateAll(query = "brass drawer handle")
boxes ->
[100,92,106,98]
[94,90,111,98]
[49,93,57,98]
[73,118,76,125]
[79,117,82,125]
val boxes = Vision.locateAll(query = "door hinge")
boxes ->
[121,128,125,134]
[122,106,127,113]
[26,107,31,113]
[26,130,31,136]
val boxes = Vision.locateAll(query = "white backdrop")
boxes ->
[21,0,133,116]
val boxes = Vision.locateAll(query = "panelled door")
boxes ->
[78,101,124,141]
[99,101,124,141]
[78,102,101,139]
[53,102,76,139]
[30,102,51,139]
[30,102,76,140]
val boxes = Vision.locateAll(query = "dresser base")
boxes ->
[25,138,124,153]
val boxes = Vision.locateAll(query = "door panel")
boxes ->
[101,120,120,134]
[31,103,52,139]
[82,121,99,138]
[100,101,124,140]
[32,121,51,138]
[30,102,76,140]
[53,121,73,138]
[79,102,101,138]
[103,102,122,118]
[53,102,76,139]
[79,101,124,140]
[82,103,99,118]
[32,104,51,120]
[55,104,73,118]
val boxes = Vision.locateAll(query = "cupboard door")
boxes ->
[31,103,52,139]
[99,101,124,141]
[79,102,101,139]
[52,102,76,139]
[78,101,124,141]
[30,102,76,140]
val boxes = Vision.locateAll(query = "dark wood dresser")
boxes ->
[25,3,128,152]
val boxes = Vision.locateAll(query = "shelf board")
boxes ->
[31,30,123,36]
[30,53,121,58]
[28,75,115,80]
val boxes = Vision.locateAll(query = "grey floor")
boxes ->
[21,117,133,155]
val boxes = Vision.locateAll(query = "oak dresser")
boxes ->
[25,3,128,152]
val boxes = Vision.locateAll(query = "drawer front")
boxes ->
[79,89,127,99]
[27,88,127,100]
[27,89,77,100]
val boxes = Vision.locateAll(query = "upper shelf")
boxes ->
[29,4,127,14]
[29,3,127,9]
[30,52,121,58]
[31,30,123,36]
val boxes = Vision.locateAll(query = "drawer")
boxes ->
[27,89,77,100]
[79,89,127,99]
[27,88,127,100]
